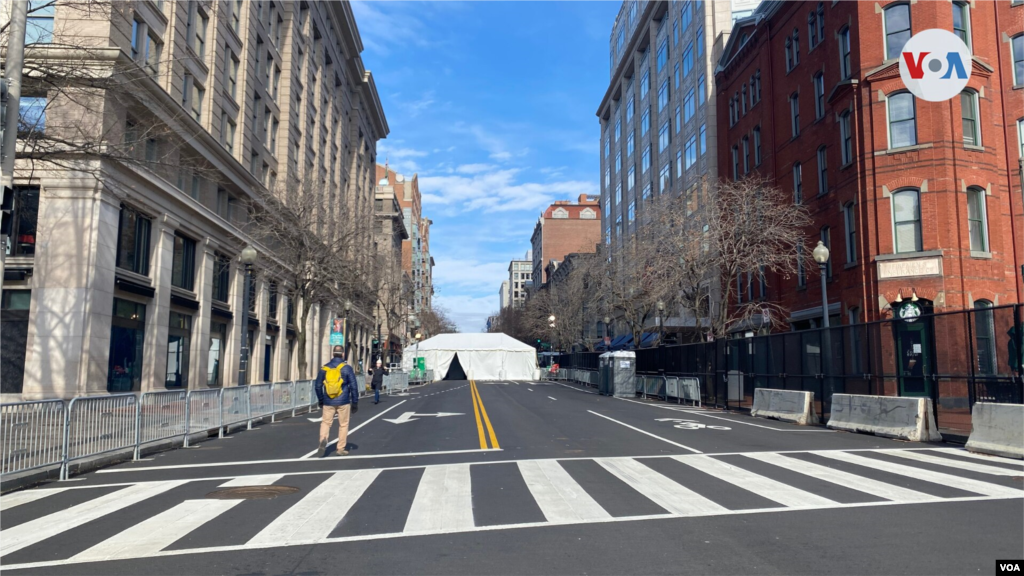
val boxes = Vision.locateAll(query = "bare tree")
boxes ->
[532,254,599,351]
[418,304,459,337]
[367,243,409,361]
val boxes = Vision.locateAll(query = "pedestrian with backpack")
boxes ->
[368,359,389,404]
[315,345,359,457]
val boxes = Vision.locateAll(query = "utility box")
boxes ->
[599,351,636,397]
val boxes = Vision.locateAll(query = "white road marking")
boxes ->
[0,487,68,511]
[249,469,380,545]
[880,449,1024,476]
[219,475,284,487]
[71,499,243,561]
[405,464,474,533]
[817,451,1024,498]
[744,452,938,503]
[588,410,702,454]
[98,447,501,473]
[548,396,557,401]
[307,418,322,423]
[528,388,534,392]
[300,400,408,458]
[554,382,598,394]
[597,457,726,515]
[673,455,836,507]
[615,400,832,432]
[0,481,185,557]
[928,448,1024,467]
[518,460,610,523]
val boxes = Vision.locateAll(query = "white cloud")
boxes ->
[377,143,430,175]
[419,168,597,214]
[350,2,430,56]
[456,163,497,174]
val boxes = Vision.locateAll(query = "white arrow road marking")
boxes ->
[383,412,464,425]
[299,400,408,459]
[307,418,322,422]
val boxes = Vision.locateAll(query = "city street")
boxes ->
[1,379,1022,575]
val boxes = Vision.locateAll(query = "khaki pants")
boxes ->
[320,404,351,450]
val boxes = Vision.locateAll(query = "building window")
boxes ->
[973,300,996,375]
[839,27,851,79]
[731,146,739,180]
[642,182,652,200]
[887,92,916,149]
[659,122,670,152]
[641,108,650,137]
[17,96,46,135]
[753,70,761,103]
[108,298,146,392]
[892,189,922,253]
[741,84,747,115]
[658,80,669,111]
[686,135,697,171]
[224,47,239,100]
[675,106,682,134]
[816,3,825,46]
[627,131,635,156]
[166,312,192,389]
[188,2,208,58]
[26,0,55,44]
[657,38,668,72]
[674,62,681,90]
[1014,35,1024,86]
[793,29,800,66]
[116,206,151,275]
[208,320,227,387]
[1018,118,1024,158]
[682,43,693,77]
[4,187,39,258]
[816,146,828,195]
[640,70,650,99]
[840,112,853,164]
[212,252,231,303]
[790,93,800,138]
[952,1,971,52]
[642,145,651,173]
[221,114,236,153]
[171,234,196,291]
[883,4,911,61]
[813,73,825,119]
[742,136,750,175]
[967,187,988,252]
[698,75,706,106]
[628,201,635,222]
[696,26,704,56]
[626,97,634,122]
[961,90,980,146]
[699,123,706,156]
[676,150,683,178]
[627,166,635,191]
[793,162,803,203]
[659,164,670,193]
[808,11,817,49]
[753,126,762,166]
[843,202,857,263]
[786,37,794,71]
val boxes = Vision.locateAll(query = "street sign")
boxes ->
[330,317,345,346]
[383,411,463,425]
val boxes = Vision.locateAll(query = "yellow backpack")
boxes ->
[323,362,347,399]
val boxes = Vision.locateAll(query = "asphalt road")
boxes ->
[2,379,1022,575]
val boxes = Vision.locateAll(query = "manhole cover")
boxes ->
[205,486,300,500]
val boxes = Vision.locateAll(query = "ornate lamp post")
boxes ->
[812,240,833,400]
[238,245,258,385]
[656,300,665,345]
[343,299,351,359]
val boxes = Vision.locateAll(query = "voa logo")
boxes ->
[898,29,972,102]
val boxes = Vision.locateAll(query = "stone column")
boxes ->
[227,254,245,385]
[22,179,118,399]
[191,238,219,389]
[141,213,179,392]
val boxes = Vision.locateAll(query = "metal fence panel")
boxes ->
[137,391,187,456]
[1,400,65,475]
[271,381,294,421]
[249,384,273,419]
[186,389,222,443]
[221,386,249,427]
[293,380,311,414]
[62,394,137,480]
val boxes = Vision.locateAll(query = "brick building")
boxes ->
[374,165,434,320]
[715,0,1023,332]
[530,195,602,290]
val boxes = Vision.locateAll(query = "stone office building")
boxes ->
[2,0,388,400]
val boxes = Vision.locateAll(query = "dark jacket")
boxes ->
[369,367,389,390]
[315,357,358,406]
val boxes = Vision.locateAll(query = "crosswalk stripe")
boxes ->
[817,452,1023,498]
[923,448,1024,468]
[596,458,727,516]
[70,499,243,562]
[404,464,474,533]
[248,469,380,546]
[518,460,611,523]
[219,475,285,487]
[744,452,939,503]
[879,449,1024,477]
[673,455,837,507]
[0,481,184,558]
[0,488,68,512]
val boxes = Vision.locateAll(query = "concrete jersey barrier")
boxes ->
[965,402,1023,459]
[750,388,818,425]
[827,394,942,442]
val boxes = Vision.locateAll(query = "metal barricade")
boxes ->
[248,383,274,425]
[293,380,311,416]
[386,372,410,395]
[1,400,66,475]
[185,389,223,446]
[221,386,250,429]
[665,377,679,402]
[61,394,137,480]
[679,377,702,407]
[271,381,294,422]
[646,376,662,397]
[135,390,187,459]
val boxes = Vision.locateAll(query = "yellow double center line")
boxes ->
[470,380,499,449]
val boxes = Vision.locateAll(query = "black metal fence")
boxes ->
[557,304,1024,438]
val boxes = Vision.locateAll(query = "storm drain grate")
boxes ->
[205,486,300,500]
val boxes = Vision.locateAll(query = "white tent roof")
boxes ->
[405,333,536,353]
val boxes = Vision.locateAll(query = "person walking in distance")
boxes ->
[368,359,389,404]
[315,345,359,457]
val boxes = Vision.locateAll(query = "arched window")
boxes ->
[973,300,996,375]
[961,90,980,146]
[967,187,988,252]
[883,3,912,61]
[892,188,922,253]
[887,92,916,148]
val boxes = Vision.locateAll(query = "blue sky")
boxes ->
[352,1,621,332]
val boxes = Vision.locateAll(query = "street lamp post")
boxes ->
[343,299,351,360]
[812,240,833,403]
[414,331,422,379]
[656,300,665,346]
[603,315,612,345]
[548,315,556,352]
[238,245,258,385]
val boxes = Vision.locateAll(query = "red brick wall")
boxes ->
[716,1,1024,326]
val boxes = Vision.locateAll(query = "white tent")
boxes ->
[401,333,539,381]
